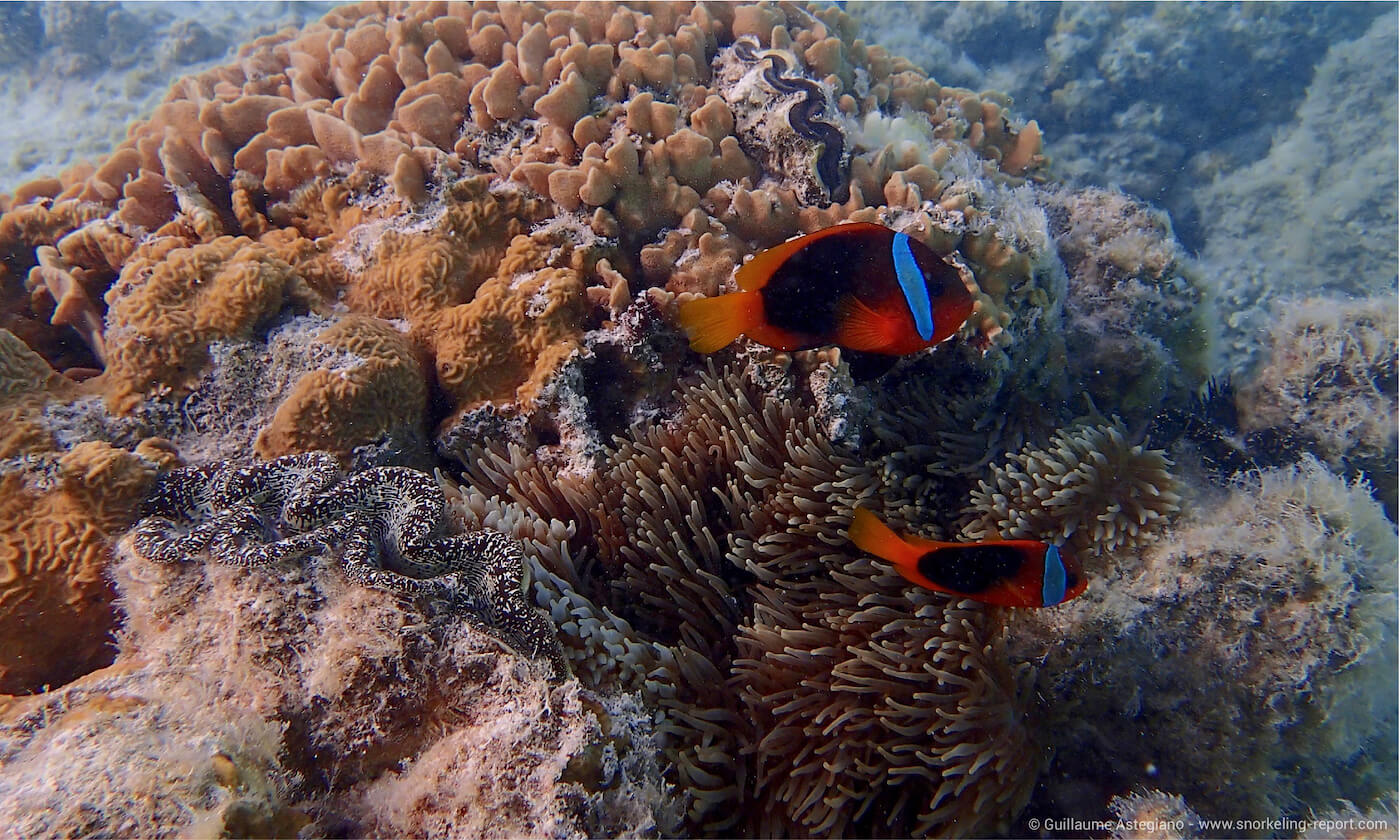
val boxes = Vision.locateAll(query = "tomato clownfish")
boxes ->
[847,507,1087,608]
[678,222,974,355]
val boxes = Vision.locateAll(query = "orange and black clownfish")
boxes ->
[847,507,1087,608]
[678,222,974,357]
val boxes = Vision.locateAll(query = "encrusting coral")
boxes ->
[254,315,426,459]
[1235,295,1398,513]
[101,235,318,412]
[1014,456,1397,826]
[0,511,674,839]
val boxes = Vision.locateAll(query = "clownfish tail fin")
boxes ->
[678,291,761,353]
[848,507,912,566]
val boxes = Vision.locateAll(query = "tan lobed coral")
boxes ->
[0,327,74,457]
[255,315,426,458]
[102,234,318,412]
[0,0,1050,436]
[0,441,156,694]
[424,229,593,417]
[447,366,1039,837]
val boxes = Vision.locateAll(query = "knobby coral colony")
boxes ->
[0,0,1392,838]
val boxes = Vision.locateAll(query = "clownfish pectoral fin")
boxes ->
[678,291,761,353]
[835,295,902,352]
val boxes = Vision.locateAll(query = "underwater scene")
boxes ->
[0,2,1395,838]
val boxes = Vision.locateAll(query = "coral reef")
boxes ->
[0,2,1391,837]
[0,0,1052,430]
[1016,457,1397,826]
[846,3,1387,244]
[1195,10,1399,367]
[1235,296,1398,513]
[0,533,673,838]
[1,3,335,195]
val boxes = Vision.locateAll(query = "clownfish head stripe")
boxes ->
[891,232,934,341]
[1041,544,1067,606]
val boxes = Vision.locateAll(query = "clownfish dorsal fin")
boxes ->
[736,232,815,291]
[836,295,902,352]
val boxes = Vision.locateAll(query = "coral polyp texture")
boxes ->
[0,1,1393,838]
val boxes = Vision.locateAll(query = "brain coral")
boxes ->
[0,441,155,694]
[254,315,426,459]
[102,235,317,412]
